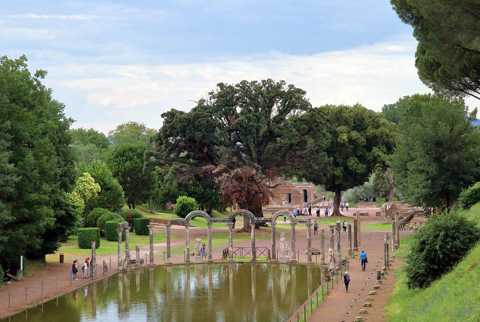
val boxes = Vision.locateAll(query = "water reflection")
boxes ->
[4,263,322,322]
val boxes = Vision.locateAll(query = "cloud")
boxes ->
[52,39,427,116]
[6,13,97,21]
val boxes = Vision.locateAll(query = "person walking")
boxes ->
[316,207,320,217]
[313,222,319,236]
[343,271,351,292]
[71,260,78,280]
[360,250,368,271]
[324,207,329,217]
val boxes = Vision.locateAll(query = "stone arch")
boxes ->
[184,210,212,225]
[271,210,297,261]
[184,210,213,263]
[228,209,257,227]
[227,209,258,261]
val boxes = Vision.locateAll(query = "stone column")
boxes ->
[185,225,191,263]
[117,224,122,270]
[329,225,335,251]
[353,217,359,251]
[306,219,312,263]
[391,215,397,251]
[395,213,400,249]
[384,233,388,269]
[251,220,256,262]
[320,229,326,265]
[271,221,277,261]
[335,222,342,266]
[165,223,171,263]
[227,222,234,262]
[347,223,353,258]
[207,222,213,262]
[148,225,154,265]
[125,224,130,265]
[290,222,296,262]
[135,246,140,264]
[91,241,96,279]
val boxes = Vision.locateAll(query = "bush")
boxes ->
[406,213,480,288]
[85,208,111,227]
[175,195,198,218]
[459,182,480,209]
[96,212,124,235]
[78,228,101,249]
[133,218,150,235]
[105,221,126,241]
[120,209,144,230]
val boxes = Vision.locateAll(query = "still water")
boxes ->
[5,263,322,322]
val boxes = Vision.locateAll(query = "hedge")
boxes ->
[85,208,112,227]
[459,182,480,209]
[78,228,101,249]
[97,213,124,235]
[105,221,126,241]
[120,209,144,231]
[134,217,150,235]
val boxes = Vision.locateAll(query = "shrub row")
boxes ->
[105,221,126,241]
[78,228,101,249]
[134,218,150,235]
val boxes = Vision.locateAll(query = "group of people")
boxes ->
[290,203,350,218]
[342,249,368,293]
[71,257,109,280]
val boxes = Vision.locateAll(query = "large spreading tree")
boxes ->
[292,105,395,215]
[391,0,480,100]
[155,79,311,226]
[0,56,77,266]
[390,94,480,209]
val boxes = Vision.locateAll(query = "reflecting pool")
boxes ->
[4,263,322,322]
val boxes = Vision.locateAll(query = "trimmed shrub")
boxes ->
[96,212,124,235]
[78,228,101,249]
[406,213,480,289]
[85,208,111,227]
[459,182,480,209]
[105,221,125,241]
[133,217,150,235]
[175,195,198,218]
[120,209,144,231]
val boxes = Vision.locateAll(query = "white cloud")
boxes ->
[6,13,97,21]
[55,39,427,112]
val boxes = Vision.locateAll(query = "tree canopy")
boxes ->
[292,105,395,214]
[70,128,110,167]
[391,0,480,99]
[155,79,311,223]
[390,94,480,209]
[108,122,156,147]
[0,56,76,266]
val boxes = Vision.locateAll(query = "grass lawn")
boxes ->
[363,222,392,232]
[386,203,480,322]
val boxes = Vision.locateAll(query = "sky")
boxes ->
[0,0,461,132]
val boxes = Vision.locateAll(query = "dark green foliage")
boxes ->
[83,161,125,212]
[70,128,110,166]
[85,208,111,227]
[391,0,480,100]
[105,221,124,241]
[120,208,143,230]
[77,228,101,249]
[459,182,480,209]
[133,217,150,235]
[175,196,198,218]
[109,144,151,209]
[0,56,76,265]
[406,213,480,289]
[390,95,480,209]
[292,105,395,214]
[0,265,3,286]
[96,212,123,235]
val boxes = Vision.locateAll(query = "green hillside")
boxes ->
[386,204,480,322]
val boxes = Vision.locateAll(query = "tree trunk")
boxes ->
[239,198,264,231]
[333,191,342,216]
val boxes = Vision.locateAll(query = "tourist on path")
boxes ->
[316,208,320,217]
[71,260,78,280]
[313,222,319,236]
[360,250,368,271]
[343,271,351,292]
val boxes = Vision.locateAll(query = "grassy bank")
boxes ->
[386,203,480,322]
